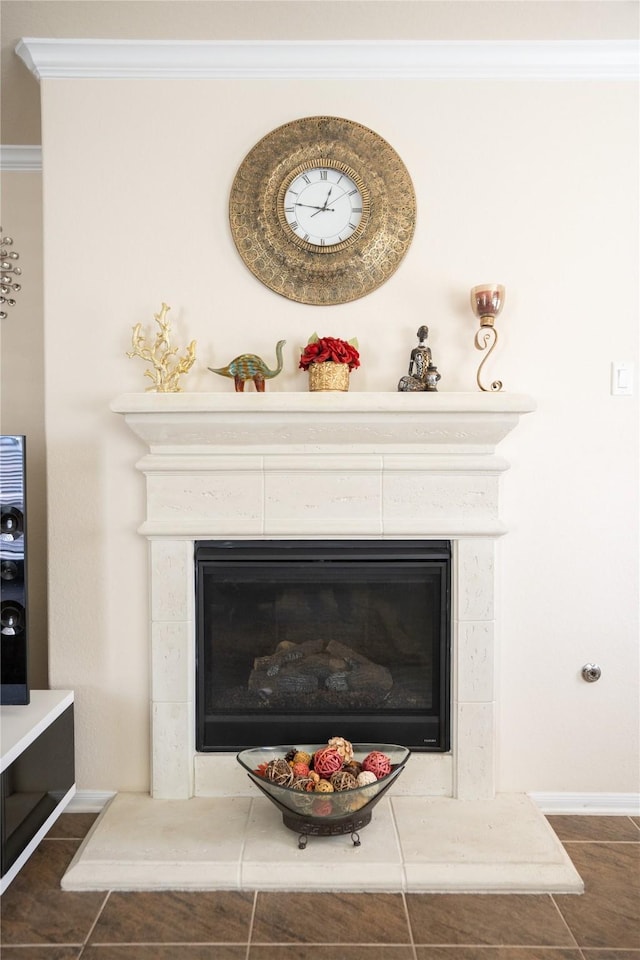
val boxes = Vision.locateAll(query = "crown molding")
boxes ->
[15,38,639,82]
[0,145,42,171]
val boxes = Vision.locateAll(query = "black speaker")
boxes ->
[1,435,29,705]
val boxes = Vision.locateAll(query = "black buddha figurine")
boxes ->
[398,326,440,392]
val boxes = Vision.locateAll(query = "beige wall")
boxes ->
[36,69,638,794]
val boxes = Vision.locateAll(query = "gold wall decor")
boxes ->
[0,229,22,320]
[229,116,416,306]
[127,303,196,392]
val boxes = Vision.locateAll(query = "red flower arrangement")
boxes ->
[299,333,360,372]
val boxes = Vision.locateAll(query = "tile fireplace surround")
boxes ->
[63,391,583,893]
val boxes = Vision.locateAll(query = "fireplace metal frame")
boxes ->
[195,539,451,752]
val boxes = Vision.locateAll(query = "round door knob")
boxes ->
[582,663,602,683]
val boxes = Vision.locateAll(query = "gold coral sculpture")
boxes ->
[127,302,196,392]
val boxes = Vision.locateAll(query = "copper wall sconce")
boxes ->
[471,283,505,392]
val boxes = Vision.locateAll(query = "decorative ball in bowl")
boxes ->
[236,740,410,846]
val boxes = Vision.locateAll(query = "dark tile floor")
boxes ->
[1,813,638,959]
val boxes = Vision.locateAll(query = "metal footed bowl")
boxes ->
[237,743,410,847]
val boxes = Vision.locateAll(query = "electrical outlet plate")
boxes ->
[611,361,634,396]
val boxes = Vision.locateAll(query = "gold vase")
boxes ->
[309,360,349,390]
[308,361,350,392]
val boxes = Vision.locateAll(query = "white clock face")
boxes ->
[281,163,368,251]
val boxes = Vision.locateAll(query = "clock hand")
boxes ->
[327,187,349,202]
[310,205,335,217]
[315,187,334,214]
[295,203,333,211]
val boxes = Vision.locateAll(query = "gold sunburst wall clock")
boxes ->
[229,116,416,306]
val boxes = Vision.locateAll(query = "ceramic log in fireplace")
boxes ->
[196,540,451,751]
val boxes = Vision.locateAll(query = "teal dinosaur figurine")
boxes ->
[208,340,286,392]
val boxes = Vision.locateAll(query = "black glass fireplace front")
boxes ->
[195,540,451,752]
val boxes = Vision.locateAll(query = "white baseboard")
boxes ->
[66,790,116,813]
[0,145,42,171]
[68,789,640,817]
[529,792,640,816]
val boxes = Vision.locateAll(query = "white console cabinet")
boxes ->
[1,690,75,893]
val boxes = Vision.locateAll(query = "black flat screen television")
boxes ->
[1,435,30,705]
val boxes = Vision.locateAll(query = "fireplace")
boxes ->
[63,390,582,895]
[110,390,537,802]
[195,539,451,751]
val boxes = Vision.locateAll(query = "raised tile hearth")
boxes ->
[63,793,582,893]
[63,391,582,892]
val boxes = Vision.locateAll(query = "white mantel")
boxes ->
[111,390,535,453]
[112,391,535,541]
[111,390,535,801]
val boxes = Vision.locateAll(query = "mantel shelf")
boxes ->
[111,391,535,455]
[112,391,535,415]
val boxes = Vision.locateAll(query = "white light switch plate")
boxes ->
[611,361,634,396]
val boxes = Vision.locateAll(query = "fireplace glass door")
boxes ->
[196,540,450,751]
